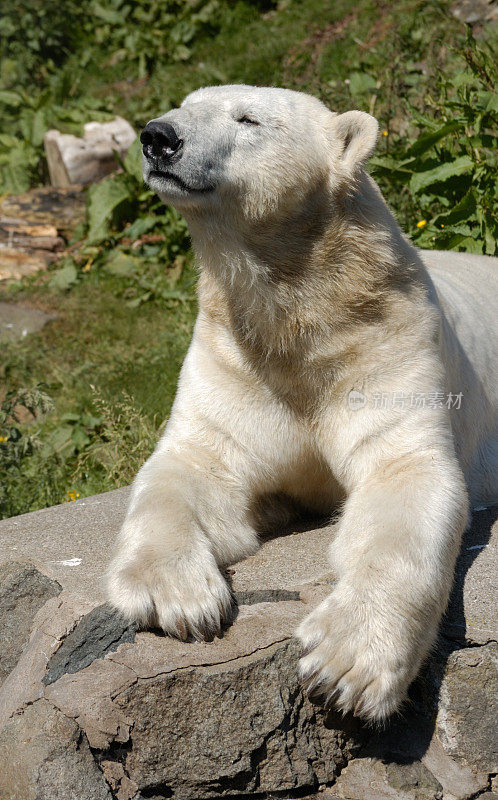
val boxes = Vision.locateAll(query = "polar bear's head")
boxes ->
[141,85,378,220]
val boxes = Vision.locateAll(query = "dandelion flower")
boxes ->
[416,220,427,228]
[382,130,389,136]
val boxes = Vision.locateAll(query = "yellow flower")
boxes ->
[382,129,389,136]
[0,435,8,442]
[65,490,80,502]
[416,220,427,228]
[440,224,444,228]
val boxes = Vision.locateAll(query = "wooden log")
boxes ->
[0,219,64,252]
[0,248,53,282]
[0,187,86,240]
[44,117,136,187]
[0,186,86,282]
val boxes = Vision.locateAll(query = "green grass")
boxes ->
[0,0,496,517]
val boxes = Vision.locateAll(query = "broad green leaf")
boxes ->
[86,175,131,243]
[410,156,474,194]
[91,2,122,24]
[122,216,158,240]
[484,222,496,254]
[123,137,143,182]
[45,425,74,457]
[80,413,102,428]
[71,427,90,450]
[406,121,462,157]
[348,71,377,96]
[433,190,476,227]
[0,162,31,193]
[127,292,151,307]
[49,263,78,290]
[0,90,22,106]
[31,108,46,147]
[457,236,484,254]
[173,45,191,62]
[60,412,82,422]
[105,251,136,276]
[451,70,477,88]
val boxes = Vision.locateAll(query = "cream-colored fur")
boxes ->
[107,85,498,722]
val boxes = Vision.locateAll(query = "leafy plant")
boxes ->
[88,0,222,77]
[0,0,227,193]
[371,35,497,254]
[49,136,193,304]
[73,387,160,486]
[0,387,54,517]
[0,88,114,193]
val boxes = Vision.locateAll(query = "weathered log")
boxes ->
[0,187,86,239]
[44,117,136,187]
[0,219,64,252]
[0,186,86,281]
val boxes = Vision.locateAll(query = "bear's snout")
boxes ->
[140,120,183,163]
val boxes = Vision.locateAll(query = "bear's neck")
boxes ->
[187,173,425,361]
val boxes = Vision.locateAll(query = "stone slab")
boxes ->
[0,489,496,799]
[0,488,130,600]
[0,490,495,643]
[444,505,498,644]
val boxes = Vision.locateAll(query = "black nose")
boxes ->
[140,120,183,161]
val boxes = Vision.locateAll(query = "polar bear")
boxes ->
[107,85,498,722]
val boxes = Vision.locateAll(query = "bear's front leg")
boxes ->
[106,442,259,640]
[297,446,468,722]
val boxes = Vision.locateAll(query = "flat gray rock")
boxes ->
[0,489,496,800]
[0,301,56,341]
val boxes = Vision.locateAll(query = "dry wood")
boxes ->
[44,117,136,187]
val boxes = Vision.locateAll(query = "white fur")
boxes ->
[107,85,498,721]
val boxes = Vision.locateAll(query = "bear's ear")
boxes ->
[332,110,379,172]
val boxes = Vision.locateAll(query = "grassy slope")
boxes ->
[0,0,491,517]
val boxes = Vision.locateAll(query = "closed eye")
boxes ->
[237,115,260,125]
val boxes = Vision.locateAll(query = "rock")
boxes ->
[0,561,61,683]
[431,643,498,775]
[444,506,498,645]
[420,736,489,800]
[324,757,442,799]
[44,117,136,186]
[0,699,112,800]
[451,0,498,24]
[0,302,57,342]
[0,493,496,799]
[0,248,52,282]
[43,604,136,686]
[117,640,356,798]
[0,219,64,252]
